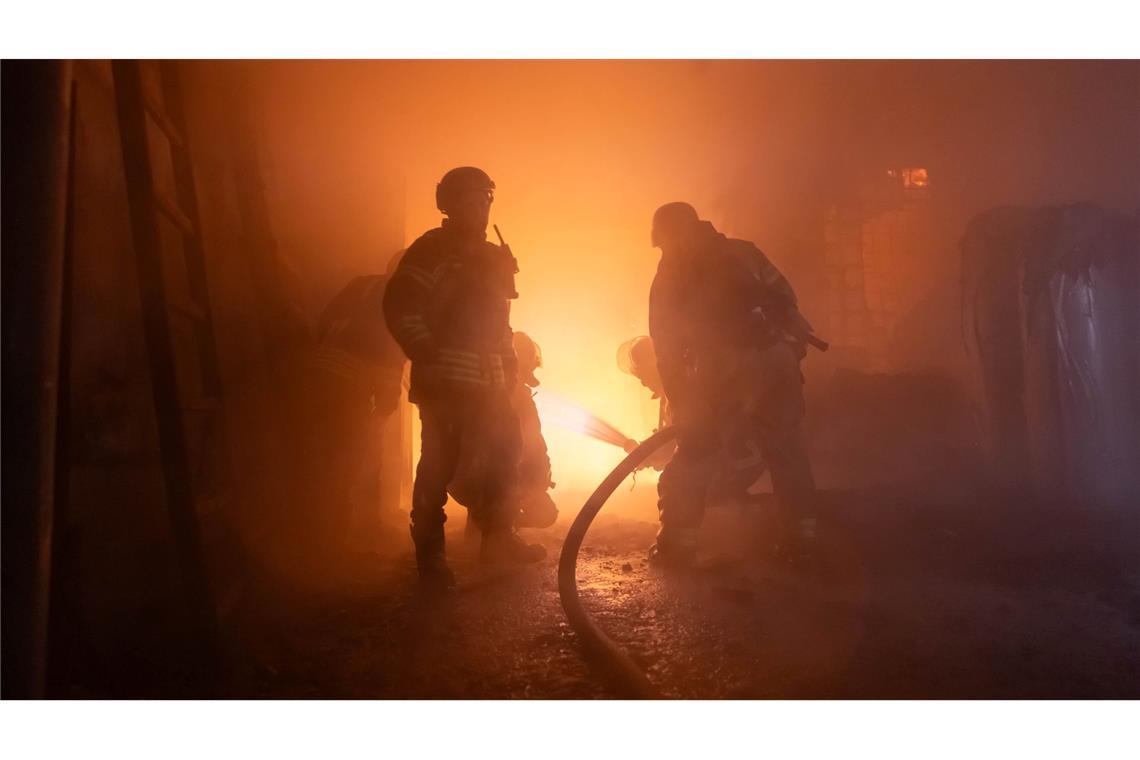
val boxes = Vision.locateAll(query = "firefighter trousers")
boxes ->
[412,392,521,553]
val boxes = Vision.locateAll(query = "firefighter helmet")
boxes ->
[512,331,542,388]
[436,166,496,213]
[651,201,699,248]
[617,335,654,377]
[617,335,664,398]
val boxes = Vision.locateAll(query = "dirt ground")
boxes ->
[226,486,1140,699]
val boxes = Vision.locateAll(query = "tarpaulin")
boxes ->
[962,204,1139,507]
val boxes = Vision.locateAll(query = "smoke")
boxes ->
[230,60,1139,493]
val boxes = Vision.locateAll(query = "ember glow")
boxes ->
[902,167,929,188]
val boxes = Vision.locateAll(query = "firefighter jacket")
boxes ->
[313,274,406,416]
[648,220,798,415]
[383,219,519,403]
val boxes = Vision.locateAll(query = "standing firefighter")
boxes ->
[647,202,819,568]
[383,167,545,587]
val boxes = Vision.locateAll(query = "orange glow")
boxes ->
[378,63,760,493]
[886,167,929,189]
[247,61,927,498]
[902,167,929,188]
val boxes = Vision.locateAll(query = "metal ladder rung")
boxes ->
[142,96,185,149]
[153,188,196,236]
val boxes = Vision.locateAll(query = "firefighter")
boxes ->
[646,201,818,568]
[449,331,558,530]
[383,167,545,587]
[505,331,558,528]
[617,336,676,471]
[300,273,405,570]
[619,333,774,495]
[618,335,672,429]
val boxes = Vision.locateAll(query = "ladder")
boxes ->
[111,60,230,673]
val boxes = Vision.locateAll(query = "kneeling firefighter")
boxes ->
[647,202,821,568]
[383,167,546,587]
[618,335,672,433]
[449,331,559,529]
[618,335,768,499]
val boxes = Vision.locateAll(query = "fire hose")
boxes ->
[557,425,677,699]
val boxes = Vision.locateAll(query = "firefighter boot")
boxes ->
[412,526,456,588]
[648,525,698,569]
[480,529,547,566]
[516,491,559,529]
[773,517,818,573]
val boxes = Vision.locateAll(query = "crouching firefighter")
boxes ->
[647,202,821,569]
[383,167,546,587]
[618,334,770,499]
[450,331,558,530]
[505,331,558,527]
[617,335,676,471]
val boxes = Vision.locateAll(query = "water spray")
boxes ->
[533,389,638,451]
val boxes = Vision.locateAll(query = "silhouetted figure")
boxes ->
[618,335,672,427]
[619,334,773,496]
[646,202,818,568]
[383,167,545,587]
[506,332,559,528]
[617,335,676,471]
[293,274,406,581]
[307,274,406,552]
[449,331,558,530]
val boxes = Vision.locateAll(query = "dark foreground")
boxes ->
[223,487,1140,699]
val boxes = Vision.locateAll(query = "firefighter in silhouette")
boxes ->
[618,334,768,494]
[646,202,819,568]
[617,336,675,471]
[618,335,671,429]
[450,331,558,530]
[507,332,558,527]
[302,273,405,568]
[383,167,545,587]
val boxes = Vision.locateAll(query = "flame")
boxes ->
[902,167,929,188]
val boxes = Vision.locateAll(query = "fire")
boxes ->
[885,167,929,189]
[902,167,929,188]
[401,198,667,493]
